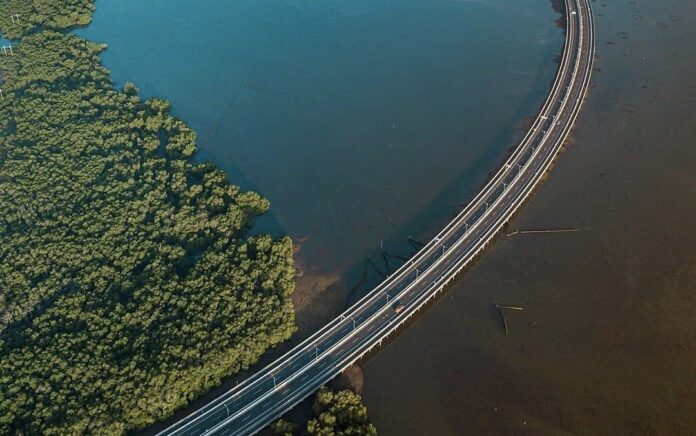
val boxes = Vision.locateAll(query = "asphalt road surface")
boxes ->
[159,0,595,434]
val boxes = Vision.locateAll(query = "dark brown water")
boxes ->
[361,0,696,434]
[81,0,696,432]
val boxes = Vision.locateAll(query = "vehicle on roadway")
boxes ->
[158,0,595,433]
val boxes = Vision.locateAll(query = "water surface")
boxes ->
[79,1,580,431]
[361,0,696,434]
[80,0,563,280]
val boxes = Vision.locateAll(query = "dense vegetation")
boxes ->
[272,387,377,436]
[0,0,94,38]
[0,5,296,435]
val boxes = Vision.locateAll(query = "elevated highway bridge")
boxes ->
[160,0,595,433]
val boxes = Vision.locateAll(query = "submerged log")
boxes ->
[506,227,583,237]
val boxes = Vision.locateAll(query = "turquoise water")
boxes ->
[79,0,562,279]
[0,38,12,88]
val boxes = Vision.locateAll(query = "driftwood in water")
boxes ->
[496,305,509,336]
[495,303,525,335]
[506,227,584,237]
[497,304,523,311]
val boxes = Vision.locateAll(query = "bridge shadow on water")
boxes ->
[140,30,566,435]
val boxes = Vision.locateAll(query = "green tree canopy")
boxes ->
[273,387,377,436]
[0,25,296,436]
[0,0,94,38]
[307,387,377,436]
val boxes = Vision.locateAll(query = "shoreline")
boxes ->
[142,0,575,432]
[159,0,595,432]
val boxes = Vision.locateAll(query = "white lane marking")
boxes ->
[161,7,593,433]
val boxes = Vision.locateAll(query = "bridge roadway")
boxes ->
[160,0,594,434]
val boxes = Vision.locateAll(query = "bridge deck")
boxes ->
[160,0,595,434]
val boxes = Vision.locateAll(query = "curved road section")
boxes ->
[161,0,594,434]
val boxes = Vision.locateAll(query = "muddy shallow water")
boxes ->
[81,0,696,432]
[361,0,696,434]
